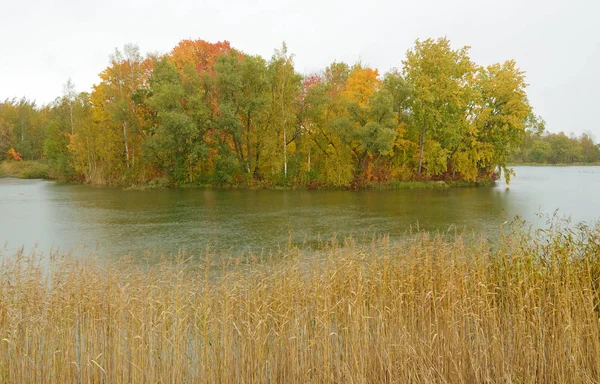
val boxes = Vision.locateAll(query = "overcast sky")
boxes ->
[1,0,598,138]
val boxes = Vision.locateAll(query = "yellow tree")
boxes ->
[68,93,104,182]
[474,60,532,181]
[403,37,475,177]
[90,44,151,182]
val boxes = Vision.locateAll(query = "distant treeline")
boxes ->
[511,129,600,164]
[1,38,543,187]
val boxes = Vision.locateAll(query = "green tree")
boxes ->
[580,133,600,163]
[145,57,209,183]
[336,66,397,179]
[403,37,475,177]
[528,140,551,163]
[268,43,302,180]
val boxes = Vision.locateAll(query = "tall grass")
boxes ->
[0,160,50,179]
[1,223,599,383]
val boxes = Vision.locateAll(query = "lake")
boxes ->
[1,166,599,258]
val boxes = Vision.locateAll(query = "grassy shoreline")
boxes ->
[1,160,496,189]
[1,224,599,382]
[0,160,51,179]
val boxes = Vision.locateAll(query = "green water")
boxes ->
[1,166,599,257]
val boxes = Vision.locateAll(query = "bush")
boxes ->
[0,160,50,179]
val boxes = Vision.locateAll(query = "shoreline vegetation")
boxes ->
[2,37,544,189]
[0,159,497,190]
[5,158,600,191]
[2,158,598,191]
[1,222,600,382]
[0,160,50,180]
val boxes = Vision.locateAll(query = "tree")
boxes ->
[580,133,600,163]
[403,38,475,177]
[170,39,231,74]
[337,65,397,179]
[44,107,72,177]
[63,78,77,135]
[68,92,98,181]
[0,118,14,160]
[89,44,152,182]
[474,60,532,179]
[146,56,209,184]
[300,62,355,186]
[528,140,551,163]
[296,73,325,180]
[268,43,302,180]
[0,99,46,161]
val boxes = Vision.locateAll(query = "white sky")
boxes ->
[1,0,598,138]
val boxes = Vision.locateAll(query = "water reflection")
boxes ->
[1,166,599,258]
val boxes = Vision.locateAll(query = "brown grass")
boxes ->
[1,223,599,383]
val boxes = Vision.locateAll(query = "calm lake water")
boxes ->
[1,166,599,257]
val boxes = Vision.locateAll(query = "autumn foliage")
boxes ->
[0,37,552,186]
[7,147,22,161]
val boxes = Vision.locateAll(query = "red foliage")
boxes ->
[298,74,322,102]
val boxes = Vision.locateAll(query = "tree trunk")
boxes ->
[122,122,130,169]
[418,122,425,176]
[283,128,287,177]
[282,85,287,178]
[246,111,251,174]
[69,103,74,136]
[253,142,261,179]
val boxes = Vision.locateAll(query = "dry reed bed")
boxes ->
[1,225,600,383]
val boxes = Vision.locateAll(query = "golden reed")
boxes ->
[1,223,599,383]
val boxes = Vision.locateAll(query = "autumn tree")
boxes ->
[0,99,47,161]
[579,133,600,163]
[473,60,532,179]
[170,39,231,74]
[296,74,325,180]
[67,93,96,180]
[143,57,205,183]
[403,37,475,178]
[43,79,86,179]
[268,43,302,180]
[0,118,14,160]
[311,62,356,185]
[335,65,397,181]
[63,78,77,135]
[382,70,415,179]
